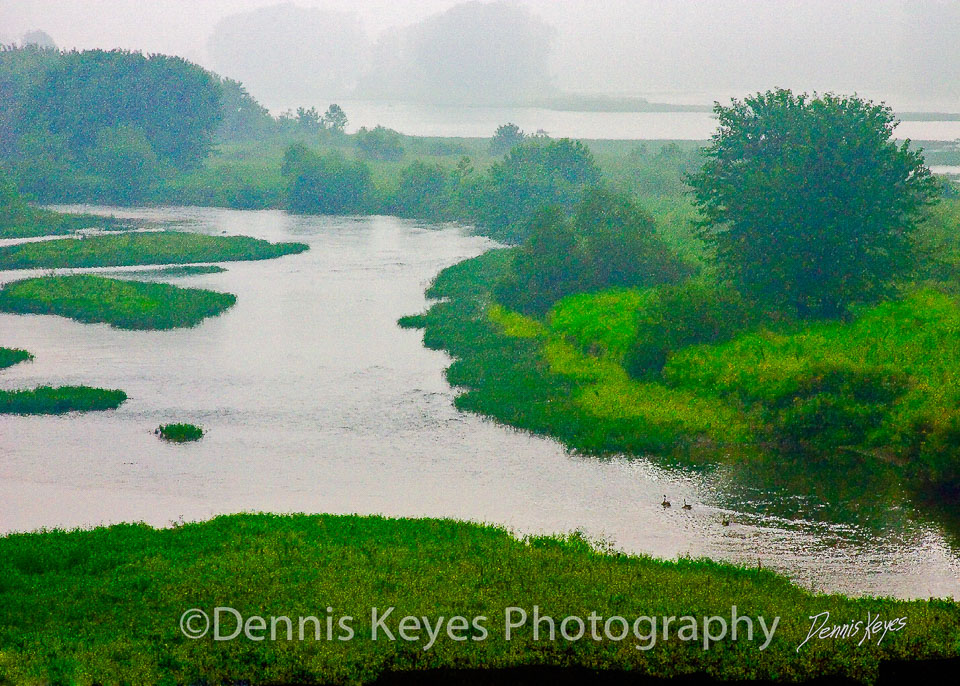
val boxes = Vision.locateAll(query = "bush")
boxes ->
[497,190,691,315]
[282,145,372,214]
[354,125,404,161]
[390,160,450,220]
[624,281,754,379]
[157,423,204,442]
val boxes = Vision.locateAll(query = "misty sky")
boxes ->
[3,0,959,110]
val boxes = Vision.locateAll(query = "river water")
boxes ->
[1,206,958,599]
[328,100,960,141]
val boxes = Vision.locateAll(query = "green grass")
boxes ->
[158,422,204,442]
[0,231,308,270]
[404,248,960,491]
[0,385,126,415]
[0,347,32,370]
[0,275,237,330]
[0,513,956,685]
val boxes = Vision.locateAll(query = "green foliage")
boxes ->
[216,78,277,142]
[2,514,957,684]
[1,174,129,237]
[23,49,222,169]
[321,104,348,134]
[84,124,160,203]
[0,231,308,269]
[688,89,941,318]
[623,281,757,379]
[0,275,236,330]
[0,347,32,370]
[0,385,126,415]
[489,122,525,155]
[282,144,373,214]
[158,423,204,442]
[390,160,450,219]
[480,138,602,240]
[496,190,692,314]
[355,125,405,161]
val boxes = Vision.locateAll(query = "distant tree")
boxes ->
[296,106,322,133]
[481,138,601,241]
[85,125,159,203]
[688,89,940,318]
[281,144,372,215]
[355,125,404,161]
[391,161,449,219]
[23,49,222,169]
[490,123,525,155]
[217,78,276,141]
[20,30,56,49]
[322,104,348,133]
[496,189,691,314]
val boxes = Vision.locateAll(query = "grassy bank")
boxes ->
[402,249,960,491]
[0,275,236,330]
[0,231,308,270]
[0,347,31,370]
[0,385,127,414]
[0,513,956,685]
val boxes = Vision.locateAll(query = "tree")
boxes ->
[490,123,524,155]
[688,89,940,318]
[496,190,691,314]
[322,104,348,134]
[481,138,601,241]
[355,125,404,161]
[295,106,322,133]
[281,144,372,215]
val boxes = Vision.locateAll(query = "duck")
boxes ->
[661,495,671,508]
[682,499,692,510]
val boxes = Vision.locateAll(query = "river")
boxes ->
[1,206,958,599]
[326,100,960,141]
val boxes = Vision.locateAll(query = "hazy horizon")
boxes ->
[3,0,960,111]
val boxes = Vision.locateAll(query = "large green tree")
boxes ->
[688,89,939,318]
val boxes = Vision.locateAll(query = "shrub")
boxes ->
[624,281,754,379]
[354,125,404,161]
[157,423,204,442]
[282,146,372,214]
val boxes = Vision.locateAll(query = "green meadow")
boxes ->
[1,513,956,685]
[0,274,237,330]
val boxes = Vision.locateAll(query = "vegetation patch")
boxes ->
[0,385,126,415]
[0,347,32,370]
[0,513,957,684]
[0,231,307,270]
[157,423,204,442]
[0,275,236,330]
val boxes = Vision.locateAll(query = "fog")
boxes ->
[3,0,959,110]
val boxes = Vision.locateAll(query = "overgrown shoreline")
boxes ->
[400,248,960,493]
[0,513,957,685]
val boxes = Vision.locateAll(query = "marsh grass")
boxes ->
[0,513,956,685]
[0,275,237,330]
[0,385,126,414]
[0,231,307,270]
[158,423,204,442]
[0,347,32,370]
[404,248,960,490]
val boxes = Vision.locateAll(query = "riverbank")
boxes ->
[401,247,960,494]
[1,513,956,685]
